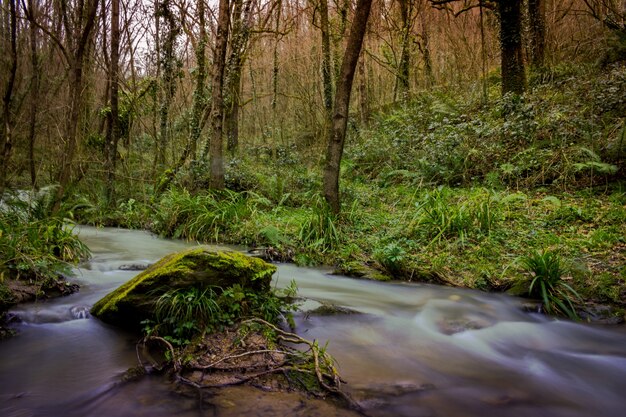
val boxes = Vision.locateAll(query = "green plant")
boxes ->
[147,281,298,346]
[412,187,474,244]
[521,250,581,319]
[154,287,221,345]
[297,194,340,253]
[373,242,406,275]
[0,195,90,283]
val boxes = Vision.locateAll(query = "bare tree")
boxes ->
[323,0,373,213]
[430,0,526,95]
[44,0,100,211]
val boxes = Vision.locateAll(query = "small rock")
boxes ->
[119,263,150,271]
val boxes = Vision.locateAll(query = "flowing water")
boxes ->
[1,227,626,417]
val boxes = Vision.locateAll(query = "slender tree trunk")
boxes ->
[319,0,333,117]
[0,0,18,196]
[157,1,178,167]
[479,2,488,104]
[105,0,121,205]
[323,0,373,214]
[27,0,40,188]
[271,0,282,111]
[528,0,546,69]
[208,0,231,190]
[52,0,100,212]
[225,0,253,154]
[358,56,370,126]
[188,0,207,161]
[396,0,411,100]
[419,12,434,87]
[499,0,526,95]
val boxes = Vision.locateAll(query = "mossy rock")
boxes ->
[334,261,391,281]
[91,248,276,330]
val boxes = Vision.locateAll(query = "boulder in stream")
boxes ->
[90,248,276,330]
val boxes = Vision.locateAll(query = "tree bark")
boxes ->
[0,0,18,196]
[396,0,411,100]
[358,56,370,126]
[319,0,333,116]
[323,0,373,214]
[225,0,253,154]
[499,0,526,95]
[157,1,178,167]
[27,0,40,188]
[105,0,121,205]
[52,0,100,212]
[528,0,546,69]
[208,0,231,190]
[188,0,207,161]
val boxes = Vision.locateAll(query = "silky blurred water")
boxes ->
[1,226,625,417]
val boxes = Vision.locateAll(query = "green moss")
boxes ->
[91,247,276,329]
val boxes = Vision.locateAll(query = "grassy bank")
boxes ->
[0,189,90,319]
[58,64,626,320]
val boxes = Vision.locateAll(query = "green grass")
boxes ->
[50,63,626,318]
[0,190,90,285]
[522,250,582,319]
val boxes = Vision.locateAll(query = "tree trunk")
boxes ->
[419,12,434,87]
[188,0,207,161]
[105,0,121,206]
[319,0,333,116]
[396,0,411,100]
[27,0,40,188]
[323,0,373,214]
[225,0,253,154]
[528,0,546,69]
[208,0,231,190]
[157,1,178,167]
[52,0,99,213]
[358,56,370,126]
[499,0,526,95]
[0,0,17,197]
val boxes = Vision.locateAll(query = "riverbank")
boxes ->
[4,64,626,323]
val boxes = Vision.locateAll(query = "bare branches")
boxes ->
[429,0,495,17]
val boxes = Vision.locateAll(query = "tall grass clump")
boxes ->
[297,194,341,254]
[521,250,581,319]
[411,187,500,245]
[147,281,298,346]
[153,189,270,242]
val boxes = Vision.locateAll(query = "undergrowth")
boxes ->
[13,63,625,320]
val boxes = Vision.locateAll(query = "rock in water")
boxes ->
[90,248,276,330]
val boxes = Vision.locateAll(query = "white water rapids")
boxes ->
[1,226,625,417]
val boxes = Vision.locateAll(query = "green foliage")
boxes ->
[154,287,221,345]
[144,281,298,347]
[153,188,269,242]
[572,147,619,176]
[297,194,341,253]
[373,242,406,275]
[411,187,499,244]
[0,190,90,283]
[521,250,581,319]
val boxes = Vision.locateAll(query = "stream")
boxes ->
[1,226,626,417]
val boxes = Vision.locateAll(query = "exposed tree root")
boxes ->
[135,318,365,413]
